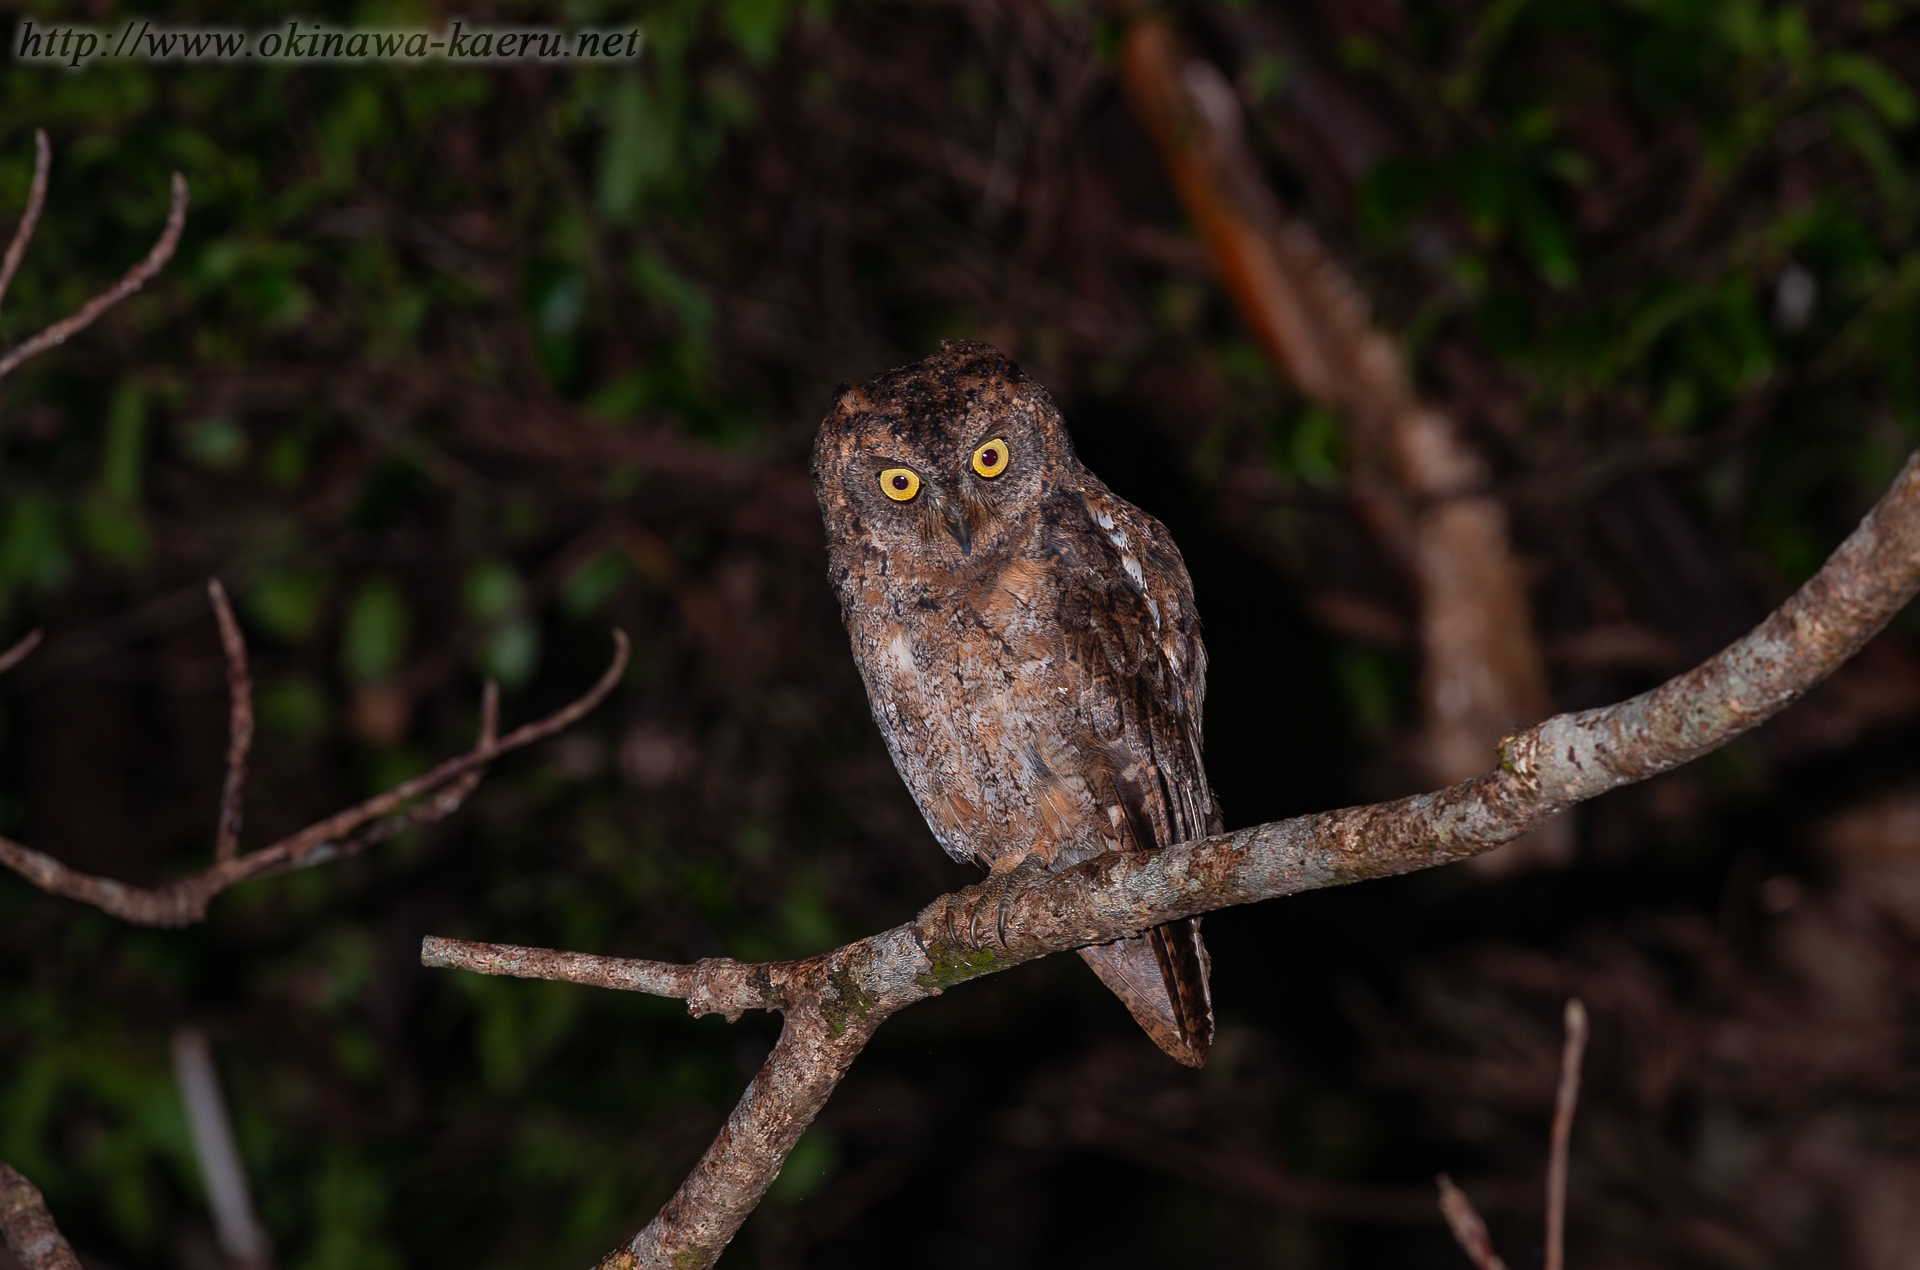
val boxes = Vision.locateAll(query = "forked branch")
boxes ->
[431,448,1920,1268]
[0,131,190,383]
[0,586,628,926]
[1436,997,1588,1269]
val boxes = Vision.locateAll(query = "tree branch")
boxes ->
[1437,1175,1510,1270]
[1545,999,1588,1270]
[1435,996,1588,1269]
[208,579,253,864]
[0,1161,81,1270]
[431,448,1920,1268]
[0,145,189,383]
[171,1027,273,1270]
[0,584,626,926]
[0,628,43,677]
[0,129,51,316]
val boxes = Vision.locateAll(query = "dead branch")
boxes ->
[1117,20,1557,858]
[429,449,1920,1268]
[1546,999,1588,1270]
[172,1027,273,1270]
[0,628,43,677]
[1434,996,1588,1269]
[0,1161,81,1270]
[0,130,50,315]
[208,580,253,864]
[1437,1175,1510,1270]
[0,584,626,926]
[0,132,189,383]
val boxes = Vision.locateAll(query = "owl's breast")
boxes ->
[845,550,1111,870]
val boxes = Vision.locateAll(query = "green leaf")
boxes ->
[80,491,148,564]
[1827,52,1919,128]
[103,386,147,503]
[248,571,326,641]
[630,250,716,334]
[179,416,248,469]
[257,676,328,739]
[1826,102,1908,199]
[463,560,521,623]
[342,578,409,683]
[724,0,790,67]
[596,72,674,221]
[0,497,72,592]
[561,550,633,617]
[479,618,540,687]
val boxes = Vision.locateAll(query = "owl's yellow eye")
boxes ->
[879,468,922,502]
[971,438,1010,478]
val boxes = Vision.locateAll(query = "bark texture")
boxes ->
[0,1162,82,1270]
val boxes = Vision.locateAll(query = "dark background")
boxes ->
[3,1,1919,1267]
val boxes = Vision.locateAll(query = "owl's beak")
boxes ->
[940,495,974,556]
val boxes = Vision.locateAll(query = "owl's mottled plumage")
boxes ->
[812,340,1218,1066]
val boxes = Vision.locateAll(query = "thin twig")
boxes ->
[0,1161,82,1270]
[0,628,43,677]
[208,580,253,863]
[1546,998,1588,1270]
[336,681,498,854]
[1437,1175,1510,1270]
[423,938,706,1004]
[0,169,189,382]
[0,631,627,926]
[0,130,51,316]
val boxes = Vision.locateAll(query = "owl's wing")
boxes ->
[1054,487,1218,1066]
[1054,488,1217,861]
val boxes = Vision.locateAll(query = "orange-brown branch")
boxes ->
[1118,22,1555,835]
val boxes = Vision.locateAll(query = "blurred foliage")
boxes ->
[0,1,1917,1268]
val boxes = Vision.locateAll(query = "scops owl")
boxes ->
[812,340,1219,1067]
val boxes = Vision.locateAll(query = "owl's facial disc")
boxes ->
[814,342,1063,568]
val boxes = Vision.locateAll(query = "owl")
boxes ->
[812,340,1219,1067]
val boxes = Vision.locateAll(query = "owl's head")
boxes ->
[812,341,1073,565]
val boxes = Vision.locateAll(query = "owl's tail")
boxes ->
[1077,917,1214,1067]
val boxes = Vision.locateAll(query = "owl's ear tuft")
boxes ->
[830,382,866,415]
